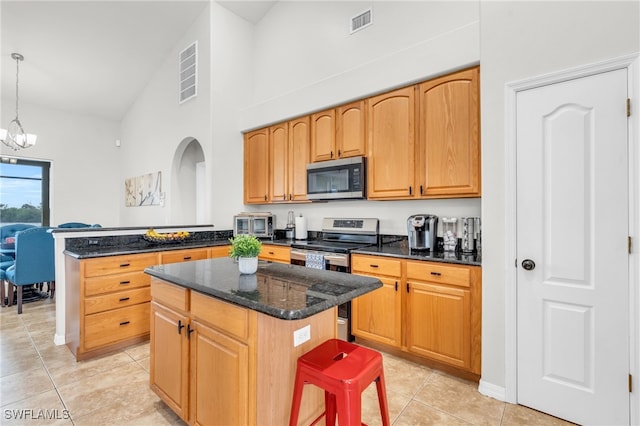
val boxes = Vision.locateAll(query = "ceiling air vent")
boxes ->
[179,41,197,104]
[350,9,372,34]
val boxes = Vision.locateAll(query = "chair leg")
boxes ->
[17,286,23,314]
[8,283,15,307]
[50,281,55,299]
[0,279,5,307]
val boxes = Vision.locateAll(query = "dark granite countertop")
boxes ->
[145,258,382,320]
[64,229,234,259]
[353,240,481,266]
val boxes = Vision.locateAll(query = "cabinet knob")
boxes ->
[331,151,334,158]
[178,320,185,334]
[338,149,342,157]
[409,186,413,195]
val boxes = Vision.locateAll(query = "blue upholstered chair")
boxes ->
[4,227,55,314]
[58,222,102,228]
[0,223,37,241]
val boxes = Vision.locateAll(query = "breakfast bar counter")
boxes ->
[145,258,382,425]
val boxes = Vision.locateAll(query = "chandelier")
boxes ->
[1,53,37,151]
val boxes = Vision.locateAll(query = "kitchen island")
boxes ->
[144,257,382,426]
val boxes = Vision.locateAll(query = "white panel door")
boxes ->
[516,69,629,425]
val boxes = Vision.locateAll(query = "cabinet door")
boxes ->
[336,101,366,159]
[350,275,401,347]
[418,66,480,197]
[269,123,289,202]
[310,109,336,162]
[190,320,250,426]
[289,117,309,201]
[210,245,230,259]
[244,129,269,204]
[406,281,471,370]
[150,302,190,422]
[367,86,416,199]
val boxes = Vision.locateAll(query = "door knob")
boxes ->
[521,259,536,270]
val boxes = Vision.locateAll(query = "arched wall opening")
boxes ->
[171,137,206,225]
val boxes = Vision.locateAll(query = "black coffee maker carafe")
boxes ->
[407,215,438,251]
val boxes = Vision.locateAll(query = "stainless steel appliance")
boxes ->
[306,156,366,201]
[407,214,438,251]
[233,213,274,238]
[290,217,380,341]
[461,217,479,253]
[285,211,295,239]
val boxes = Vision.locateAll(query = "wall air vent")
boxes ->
[350,9,372,34]
[179,41,198,104]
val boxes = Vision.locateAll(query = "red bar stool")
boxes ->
[289,339,390,426]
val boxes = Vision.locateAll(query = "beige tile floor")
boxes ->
[1,296,573,425]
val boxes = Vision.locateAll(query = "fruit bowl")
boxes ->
[143,229,191,244]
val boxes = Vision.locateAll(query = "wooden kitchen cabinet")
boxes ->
[259,244,291,264]
[150,279,258,425]
[366,86,416,199]
[210,245,231,258]
[406,260,481,375]
[269,117,309,203]
[351,254,482,377]
[159,247,209,264]
[244,128,270,204]
[310,109,336,162]
[150,300,189,421]
[417,66,480,198]
[310,101,366,163]
[66,252,158,360]
[351,254,402,347]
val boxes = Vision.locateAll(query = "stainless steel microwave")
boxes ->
[306,156,366,201]
[233,213,274,238]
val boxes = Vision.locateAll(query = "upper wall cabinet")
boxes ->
[269,117,310,203]
[310,101,366,163]
[244,128,269,204]
[418,67,480,198]
[366,86,416,199]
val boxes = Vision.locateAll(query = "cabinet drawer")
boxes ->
[84,303,150,350]
[351,255,402,277]
[160,248,209,264]
[259,245,291,263]
[84,253,159,278]
[84,271,150,297]
[210,245,231,259]
[151,278,189,312]
[84,287,151,315]
[406,261,470,288]
[191,291,251,342]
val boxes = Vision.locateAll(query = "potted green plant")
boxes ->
[228,234,262,274]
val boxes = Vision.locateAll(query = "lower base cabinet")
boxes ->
[351,254,481,377]
[150,277,333,425]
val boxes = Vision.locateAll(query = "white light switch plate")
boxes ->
[293,325,311,347]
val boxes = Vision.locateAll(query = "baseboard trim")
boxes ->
[478,379,507,402]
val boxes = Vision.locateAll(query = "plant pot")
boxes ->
[238,256,258,274]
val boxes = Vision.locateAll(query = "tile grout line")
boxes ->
[22,309,77,425]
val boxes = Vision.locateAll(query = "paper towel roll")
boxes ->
[295,215,307,240]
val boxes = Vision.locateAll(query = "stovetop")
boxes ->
[289,239,377,254]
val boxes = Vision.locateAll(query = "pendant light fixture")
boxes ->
[1,53,37,151]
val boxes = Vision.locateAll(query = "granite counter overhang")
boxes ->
[353,242,482,266]
[145,257,382,321]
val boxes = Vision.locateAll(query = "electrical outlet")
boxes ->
[293,325,311,347]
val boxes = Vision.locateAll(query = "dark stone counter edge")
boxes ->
[52,224,214,233]
[64,240,230,259]
[144,266,383,321]
[352,247,482,267]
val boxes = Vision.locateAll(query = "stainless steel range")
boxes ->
[290,217,379,341]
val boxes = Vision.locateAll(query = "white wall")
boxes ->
[0,100,121,227]
[242,1,480,130]
[479,0,640,393]
[236,1,482,235]
[119,4,213,227]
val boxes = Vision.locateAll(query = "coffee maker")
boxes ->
[407,215,438,251]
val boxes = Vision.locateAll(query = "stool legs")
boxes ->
[375,373,391,426]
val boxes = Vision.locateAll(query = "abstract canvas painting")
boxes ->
[125,171,162,206]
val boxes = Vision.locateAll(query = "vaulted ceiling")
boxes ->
[1,1,275,122]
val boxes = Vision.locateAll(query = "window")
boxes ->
[0,157,50,226]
